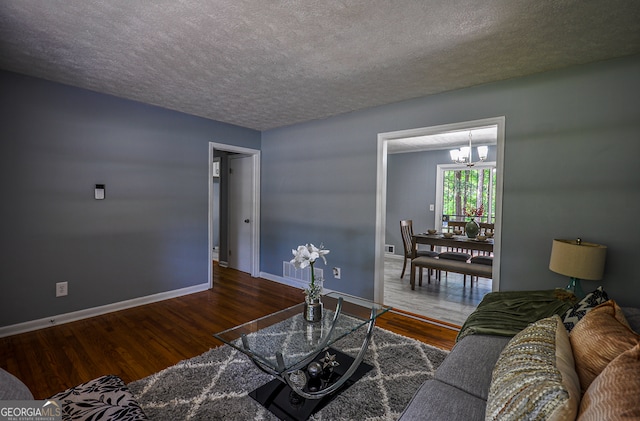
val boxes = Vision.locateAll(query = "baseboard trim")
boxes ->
[0,283,210,338]
[260,271,306,290]
[385,253,404,261]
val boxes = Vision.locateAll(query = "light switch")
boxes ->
[212,161,220,178]
[95,184,105,200]
[429,204,435,211]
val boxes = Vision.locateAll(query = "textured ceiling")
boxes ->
[1,1,639,131]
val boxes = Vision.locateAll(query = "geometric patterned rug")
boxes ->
[128,325,449,420]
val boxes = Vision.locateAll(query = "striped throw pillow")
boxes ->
[486,315,581,421]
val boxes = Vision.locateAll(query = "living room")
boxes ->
[1,2,640,419]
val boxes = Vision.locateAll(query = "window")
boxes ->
[436,162,496,228]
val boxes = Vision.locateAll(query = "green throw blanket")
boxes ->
[456,289,577,342]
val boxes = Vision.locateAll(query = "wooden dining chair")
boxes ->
[400,220,438,279]
[443,220,468,253]
[479,223,494,236]
[444,220,464,233]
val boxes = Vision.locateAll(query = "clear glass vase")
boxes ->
[303,298,323,322]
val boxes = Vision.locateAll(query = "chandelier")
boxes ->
[450,131,488,167]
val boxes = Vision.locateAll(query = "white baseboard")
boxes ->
[260,271,306,290]
[0,283,210,338]
[385,253,404,261]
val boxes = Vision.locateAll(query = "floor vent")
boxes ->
[283,261,323,283]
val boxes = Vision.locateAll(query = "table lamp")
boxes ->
[549,238,606,298]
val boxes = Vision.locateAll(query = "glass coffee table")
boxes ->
[214,292,391,421]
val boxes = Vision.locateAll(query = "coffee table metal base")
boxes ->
[249,347,373,421]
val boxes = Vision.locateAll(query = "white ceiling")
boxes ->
[387,125,497,154]
[1,1,639,131]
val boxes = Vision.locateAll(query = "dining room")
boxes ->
[386,220,495,325]
[382,122,500,325]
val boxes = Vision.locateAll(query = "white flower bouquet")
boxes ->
[290,243,330,303]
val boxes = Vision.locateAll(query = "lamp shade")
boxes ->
[549,239,607,281]
[477,145,489,161]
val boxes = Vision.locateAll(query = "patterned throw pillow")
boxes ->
[50,375,149,420]
[569,300,640,393]
[577,344,640,421]
[486,315,581,421]
[562,286,609,332]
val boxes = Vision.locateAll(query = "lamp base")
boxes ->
[565,277,584,299]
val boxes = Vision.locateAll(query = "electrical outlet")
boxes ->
[429,204,435,211]
[56,281,68,297]
[332,267,341,279]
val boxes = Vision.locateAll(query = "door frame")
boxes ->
[373,116,505,303]
[208,142,261,287]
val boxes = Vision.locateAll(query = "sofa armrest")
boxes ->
[0,368,34,400]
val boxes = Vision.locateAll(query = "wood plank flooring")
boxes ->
[0,263,458,399]
[384,255,491,325]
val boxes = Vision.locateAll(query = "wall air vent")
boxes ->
[283,261,323,283]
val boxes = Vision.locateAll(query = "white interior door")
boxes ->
[228,155,253,273]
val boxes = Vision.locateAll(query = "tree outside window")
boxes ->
[442,166,496,224]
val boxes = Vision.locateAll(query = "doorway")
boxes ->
[208,143,261,288]
[374,117,505,305]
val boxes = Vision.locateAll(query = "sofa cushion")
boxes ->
[399,379,488,421]
[0,368,33,400]
[50,375,148,421]
[486,315,581,421]
[562,286,609,332]
[434,334,510,401]
[577,343,640,420]
[569,300,640,393]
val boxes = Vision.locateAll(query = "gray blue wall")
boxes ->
[385,147,497,254]
[261,54,640,307]
[2,54,639,328]
[0,71,260,326]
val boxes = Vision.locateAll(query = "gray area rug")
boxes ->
[128,324,448,420]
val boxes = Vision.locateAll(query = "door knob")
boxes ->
[244,219,250,223]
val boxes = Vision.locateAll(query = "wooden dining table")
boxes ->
[412,233,494,256]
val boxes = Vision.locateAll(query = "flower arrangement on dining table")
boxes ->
[465,203,484,219]
[290,243,330,303]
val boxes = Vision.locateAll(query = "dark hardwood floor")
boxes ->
[0,263,458,399]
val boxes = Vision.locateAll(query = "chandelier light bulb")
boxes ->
[450,130,489,167]
[477,145,488,161]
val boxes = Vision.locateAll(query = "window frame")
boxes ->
[435,162,497,230]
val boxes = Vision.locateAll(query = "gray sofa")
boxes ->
[399,295,640,420]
